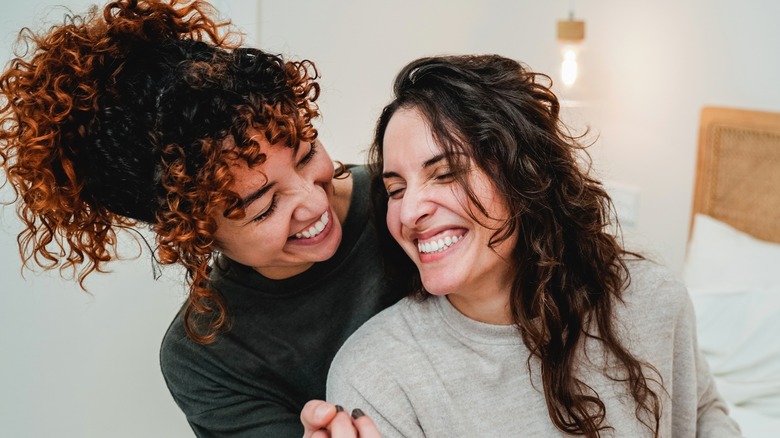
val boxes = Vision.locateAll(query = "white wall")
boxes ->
[258,0,780,270]
[2,1,779,437]
[0,1,257,437]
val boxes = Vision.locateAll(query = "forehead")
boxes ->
[383,108,442,163]
[382,107,478,176]
[223,141,295,192]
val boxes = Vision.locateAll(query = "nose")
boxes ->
[291,174,329,223]
[398,184,435,228]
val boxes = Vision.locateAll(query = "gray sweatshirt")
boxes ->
[327,259,742,437]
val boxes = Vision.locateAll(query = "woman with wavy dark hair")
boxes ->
[327,55,741,437]
[0,0,398,436]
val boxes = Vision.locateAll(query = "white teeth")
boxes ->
[417,234,462,254]
[294,211,329,239]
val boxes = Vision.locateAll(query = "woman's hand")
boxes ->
[301,400,381,438]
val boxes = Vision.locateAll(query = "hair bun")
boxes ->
[0,0,234,286]
[103,0,232,46]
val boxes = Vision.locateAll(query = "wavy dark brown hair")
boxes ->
[0,0,321,344]
[369,55,663,436]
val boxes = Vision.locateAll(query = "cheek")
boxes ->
[385,203,404,244]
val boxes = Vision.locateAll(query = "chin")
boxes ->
[420,276,459,297]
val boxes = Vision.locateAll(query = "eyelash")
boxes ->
[298,142,317,167]
[385,169,455,199]
[387,188,404,199]
[252,193,278,222]
[435,171,454,181]
[250,143,317,223]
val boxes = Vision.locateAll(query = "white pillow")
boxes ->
[683,214,780,418]
[684,214,780,292]
[691,287,780,416]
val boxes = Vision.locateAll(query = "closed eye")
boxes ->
[434,170,455,182]
[297,142,317,167]
[251,193,278,222]
[386,186,405,199]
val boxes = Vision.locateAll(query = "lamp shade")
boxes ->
[557,19,585,43]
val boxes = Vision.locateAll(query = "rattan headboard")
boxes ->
[691,106,780,244]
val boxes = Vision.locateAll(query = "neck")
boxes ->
[446,283,513,325]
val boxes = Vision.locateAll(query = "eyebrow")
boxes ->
[241,181,276,208]
[382,153,446,179]
[238,143,311,208]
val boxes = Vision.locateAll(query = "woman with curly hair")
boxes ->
[326,55,742,437]
[0,0,399,436]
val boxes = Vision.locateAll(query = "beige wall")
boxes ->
[2,1,779,436]
[258,0,780,271]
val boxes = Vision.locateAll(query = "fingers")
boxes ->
[302,401,380,438]
[350,408,382,438]
[301,400,337,438]
[327,406,358,438]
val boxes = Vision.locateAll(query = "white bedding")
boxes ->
[728,404,780,438]
[684,214,780,436]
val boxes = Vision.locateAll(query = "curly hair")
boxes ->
[369,55,663,437]
[0,0,321,344]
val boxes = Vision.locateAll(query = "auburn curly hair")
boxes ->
[0,0,321,344]
[369,55,663,437]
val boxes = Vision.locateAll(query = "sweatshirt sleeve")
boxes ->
[693,346,743,437]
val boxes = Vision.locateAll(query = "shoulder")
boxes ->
[337,164,374,244]
[344,164,370,201]
[618,258,695,329]
[159,309,206,409]
[159,308,188,369]
[326,298,435,432]
[624,258,689,307]
[159,308,230,397]
[345,163,369,181]
[159,309,209,391]
[328,298,430,380]
[333,298,419,359]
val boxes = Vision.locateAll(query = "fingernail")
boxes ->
[335,405,344,413]
[351,408,365,419]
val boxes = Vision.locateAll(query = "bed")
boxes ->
[683,106,780,436]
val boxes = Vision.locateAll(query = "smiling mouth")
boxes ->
[294,211,329,239]
[417,233,465,254]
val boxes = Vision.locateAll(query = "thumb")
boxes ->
[301,399,337,437]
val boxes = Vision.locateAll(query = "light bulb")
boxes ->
[557,17,584,87]
[561,49,578,86]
